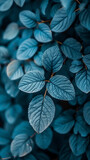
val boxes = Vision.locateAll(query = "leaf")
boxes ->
[0,0,13,11]
[47,75,75,100]
[3,23,19,40]
[35,128,53,149]
[69,134,89,156]
[83,101,90,125]
[34,23,52,43]
[0,46,10,64]
[19,71,45,93]
[79,6,90,31]
[14,0,25,7]
[0,93,11,111]
[5,104,22,124]
[42,45,63,73]
[61,38,82,59]
[53,110,75,134]
[69,60,83,73]
[0,128,10,145]
[83,54,90,69]
[7,60,24,80]
[11,134,33,158]
[0,145,11,159]
[28,95,55,133]
[12,121,34,138]
[34,51,43,66]
[50,8,76,33]
[19,10,37,28]
[40,0,49,15]
[75,69,90,93]
[17,38,38,60]
[24,154,37,160]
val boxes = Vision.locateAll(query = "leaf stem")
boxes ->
[44,88,47,98]
[19,26,27,30]
[75,8,80,12]
[56,40,62,45]
[30,132,36,138]
[75,0,80,4]
[37,20,51,24]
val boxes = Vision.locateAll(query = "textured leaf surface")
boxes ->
[41,0,49,15]
[28,95,55,133]
[75,69,90,93]
[34,23,52,43]
[51,8,76,33]
[83,101,90,125]
[19,71,45,93]
[61,38,82,59]
[83,54,90,69]
[0,0,13,11]
[47,75,75,100]
[7,60,24,80]
[69,134,89,156]
[11,134,33,157]
[70,60,83,73]
[19,10,37,28]
[42,46,63,73]
[17,38,38,60]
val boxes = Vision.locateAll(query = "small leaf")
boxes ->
[53,110,75,134]
[40,0,49,15]
[50,8,76,33]
[0,145,11,159]
[0,0,13,11]
[3,23,19,40]
[61,38,82,59]
[7,60,24,80]
[28,95,55,133]
[19,71,45,93]
[19,10,37,28]
[69,134,89,156]
[0,128,10,145]
[83,54,90,69]
[83,101,90,125]
[35,128,53,149]
[70,60,83,73]
[14,0,25,7]
[0,93,11,111]
[47,75,75,100]
[17,38,38,60]
[0,46,10,64]
[42,45,63,73]
[75,69,90,93]
[34,23,52,43]
[11,134,33,157]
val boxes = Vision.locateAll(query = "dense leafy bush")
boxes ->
[0,0,90,159]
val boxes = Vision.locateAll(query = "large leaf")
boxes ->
[11,134,33,157]
[34,23,52,43]
[17,38,38,60]
[69,134,89,156]
[19,10,37,28]
[7,60,24,80]
[75,69,90,93]
[14,0,25,7]
[19,71,45,93]
[50,8,76,33]
[79,6,90,31]
[61,38,82,59]
[53,110,75,134]
[47,75,75,100]
[42,45,63,73]
[28,95,55,133]
[35,128,53,149]
[0,0,13,11]
[83,101,90,125]
[83,54,90,69]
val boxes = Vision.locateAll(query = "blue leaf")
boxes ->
[70,60,83,73]
[40,0,49,15]
[5,104,22,124]
[53,110,75,134]
[28,95,55,133]
[34,23,52,43]
[50,8,76,33]
[0,46,10,64]
[19,10,37,28]
[47,75,75,100]
[11,134,33,158]
[34,51,43,66]
[7,60,24,80]
[19,71,45,93]
[0,93,11,111]
[0,128,10,145]
[14,0,25,7]
[75,69,90,93]
[50,4,61,18]
[35,128,53,149]
[69,134,89,156]
[42,45,63,73]
[83,54,90,69]
[3,23,19,40]
[83,101,90,125]
[17,38,38,60]
[79,6,90,31]
[0,145,11,159]
[0,0,13,11]
[61,38,82,59]
[24,154,37,160]
[12,121,34,138]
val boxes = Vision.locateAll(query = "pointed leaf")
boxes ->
[0,0,13,11]
[14,0,25,7]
